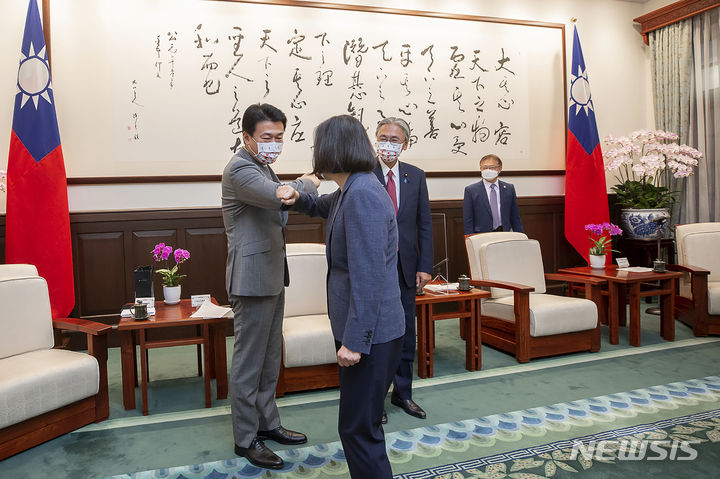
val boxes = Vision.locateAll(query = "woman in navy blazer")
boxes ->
[279,115,404,478]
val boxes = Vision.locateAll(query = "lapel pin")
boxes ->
[403,173,408,183]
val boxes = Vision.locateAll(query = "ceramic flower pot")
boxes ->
[163,285,181,305]
[589,254,606,269]
[620,208,670,240]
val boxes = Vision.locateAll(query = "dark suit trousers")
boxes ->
[336,336,402,479]
[229,292,284,448]
[393,273,417,400]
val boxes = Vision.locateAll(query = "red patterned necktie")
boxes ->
[386,170,398,214]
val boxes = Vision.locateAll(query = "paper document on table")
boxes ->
[424,283,460,293]
[190,301,233,319]
[618,267,653,273]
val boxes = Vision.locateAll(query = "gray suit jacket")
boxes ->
[222,148,317,297]
[294,172,405,354]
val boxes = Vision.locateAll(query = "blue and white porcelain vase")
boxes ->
[620,208,670,240]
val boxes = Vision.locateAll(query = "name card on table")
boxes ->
[616,257,630,269]
[191,294,212,308]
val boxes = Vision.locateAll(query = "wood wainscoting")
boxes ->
[0,196,582,347]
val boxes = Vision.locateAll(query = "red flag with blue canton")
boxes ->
[564,26,609,263]
[6,0,74,318]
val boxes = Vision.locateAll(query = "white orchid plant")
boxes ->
[602,130,702,209]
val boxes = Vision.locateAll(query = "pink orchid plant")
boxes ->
[585,223,622,256]
[152,243,190,287]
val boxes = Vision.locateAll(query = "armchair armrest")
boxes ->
[469,279,535,293]
[52,317,110,421]
[53,318,112,336]
[545,273,606,286]
[667,264,710,276]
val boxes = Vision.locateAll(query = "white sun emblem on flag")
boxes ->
[16,41,53,110]
[569,65,594,116]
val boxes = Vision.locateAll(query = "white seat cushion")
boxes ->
[0,349,99,428]
[285,244,328,317]
[465,232,528,281]
[0,275,54,360]
[282,314,337,368]
[709,282,720,315]
[479,239,546,298]
[482,293,598,337]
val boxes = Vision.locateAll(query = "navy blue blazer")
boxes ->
[462,180,524,235]
[373,162,434,288]
[294,172,405,354]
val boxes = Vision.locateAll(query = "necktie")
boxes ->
[386,170,398,214]
[490,183,501,230]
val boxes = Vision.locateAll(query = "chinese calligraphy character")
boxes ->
[494,121,511,145]
[372,40,393,62]
[421,44,434,72]
[287,29,312,60]
[495,48,514,75]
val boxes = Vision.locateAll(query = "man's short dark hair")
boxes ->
[480,154,503,168]
[312,115,376,175]
[242,103,287,136]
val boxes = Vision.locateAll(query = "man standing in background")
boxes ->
[373,117,433,422]
[463,154,523,235]
[222,103,318,470]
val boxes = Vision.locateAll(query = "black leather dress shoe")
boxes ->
[391,393,427,419]
[381,410,388,424]
[235,438,284,470]
[257,425,307,445]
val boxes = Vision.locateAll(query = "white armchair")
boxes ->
[276,243,338,396]
[668,222,720,336]
[0,264,110,459]
[465,233,603,363]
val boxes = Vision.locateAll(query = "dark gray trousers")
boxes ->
[229,291,284,447]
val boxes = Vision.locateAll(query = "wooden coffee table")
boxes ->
[415,286,490,378]
[558,266,682,347]
[117,299,230,415]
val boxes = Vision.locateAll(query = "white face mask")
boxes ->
[251,139,283,165]
[481,169,499,181]
[376,141,404,163]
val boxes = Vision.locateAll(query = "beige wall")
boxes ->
[0,0,670,212]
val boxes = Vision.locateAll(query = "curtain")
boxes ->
[684,8,720,223]
[650,8,720,223]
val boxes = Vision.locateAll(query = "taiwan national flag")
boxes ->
[564,26,609,263]
[6,0,74,318]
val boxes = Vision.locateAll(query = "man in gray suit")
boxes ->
[222,103,318,470]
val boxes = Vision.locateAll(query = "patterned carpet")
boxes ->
[106,376,720,479]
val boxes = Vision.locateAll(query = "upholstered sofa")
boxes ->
[668,222,720,336]
[465,232,603,362]
[0,264,110,459]
[276,243,338,396]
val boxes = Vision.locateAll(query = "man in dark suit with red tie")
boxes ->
[373,117,433,423]
[463,154,524,235]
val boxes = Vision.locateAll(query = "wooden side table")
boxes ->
[415,287,490,378]
[117,299,229,415]
[558,266,682,347]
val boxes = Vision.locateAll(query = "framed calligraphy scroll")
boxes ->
[49,0,567,180]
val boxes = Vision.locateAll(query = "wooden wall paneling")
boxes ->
[75,231,126,316]
[2,196,588,350]
[131,229,178,303]
[285,216,326,244]
[184,227,229,305]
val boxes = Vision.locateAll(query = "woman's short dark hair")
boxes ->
[312,115,376,175]
[242,103,287,136]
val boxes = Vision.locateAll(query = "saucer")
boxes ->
[132,314,149,320]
